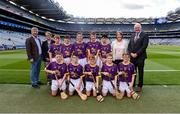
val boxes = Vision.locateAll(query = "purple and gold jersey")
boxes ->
[73,42,87,59]
[86,41,100,55]
[68,63,83,79]
[46,62,67,80]
[84,64,99,82]
[49,44,61,58]
[118,63,136,82]
[61,44,73,58]
[101,63,118,81]
[100,43,112,58]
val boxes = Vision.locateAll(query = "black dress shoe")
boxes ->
[32,85,40,89]
[37,81,42,85]
[136,87,142,92]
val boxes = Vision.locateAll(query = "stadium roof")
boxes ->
[58,0,180,18]
[166,7,180,22]
[7,0,70,20]
[6,0,180,24]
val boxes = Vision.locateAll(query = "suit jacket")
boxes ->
[128,32,149,61]
[25,36,41,61]
[41,39,55,62]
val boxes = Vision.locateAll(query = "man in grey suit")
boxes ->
[128,23,149,92]
[25,27,42,88]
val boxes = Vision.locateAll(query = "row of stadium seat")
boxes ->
[0,29,45,49]
[1,29,180,50]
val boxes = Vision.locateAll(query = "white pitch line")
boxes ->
[145,70,180,72]
[163,85,168,88]
[0,69,180,72]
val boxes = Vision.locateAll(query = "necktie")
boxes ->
[134,33,139,43]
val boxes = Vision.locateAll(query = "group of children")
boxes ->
[44,32,137,100]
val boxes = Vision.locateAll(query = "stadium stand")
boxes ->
[0,29,45,49]
[0,0,180,50]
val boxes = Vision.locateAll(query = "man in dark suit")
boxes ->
[41,31,54,85]
[25,27,42,88]
[128,23,149,92]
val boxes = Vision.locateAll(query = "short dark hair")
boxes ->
[102,34,108,38]
[90,32,96,36]
[55,52,63,57]
[64,35,70,39]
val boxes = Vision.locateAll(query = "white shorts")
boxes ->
[86,81,96,91]
[51,79,66,91]
[69,78,84,93]
[119,81,131,94]
[102,80,114,94]
[64,57,71,64]
[52,58,56,62]
[78,58,87,67]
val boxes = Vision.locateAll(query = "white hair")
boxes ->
[134,23,142,29]
[31,27,38,31]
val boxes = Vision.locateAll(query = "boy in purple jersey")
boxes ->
[100,34,112,66]
[84,55,100,97]
[49,34,61,62]
[86,32,101,66]
[72,32,87,67]
[68,55,84,96]
[45,54,68,96]
[61,35,73,64]
[115,53,136,98]
[101,54,117,96]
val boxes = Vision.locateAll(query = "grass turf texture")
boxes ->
[0,45,180,85]
[0,84,180,113]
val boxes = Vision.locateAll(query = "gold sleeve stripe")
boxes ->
[80,75,86,78]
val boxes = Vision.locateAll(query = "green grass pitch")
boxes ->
[0,45,180,113]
